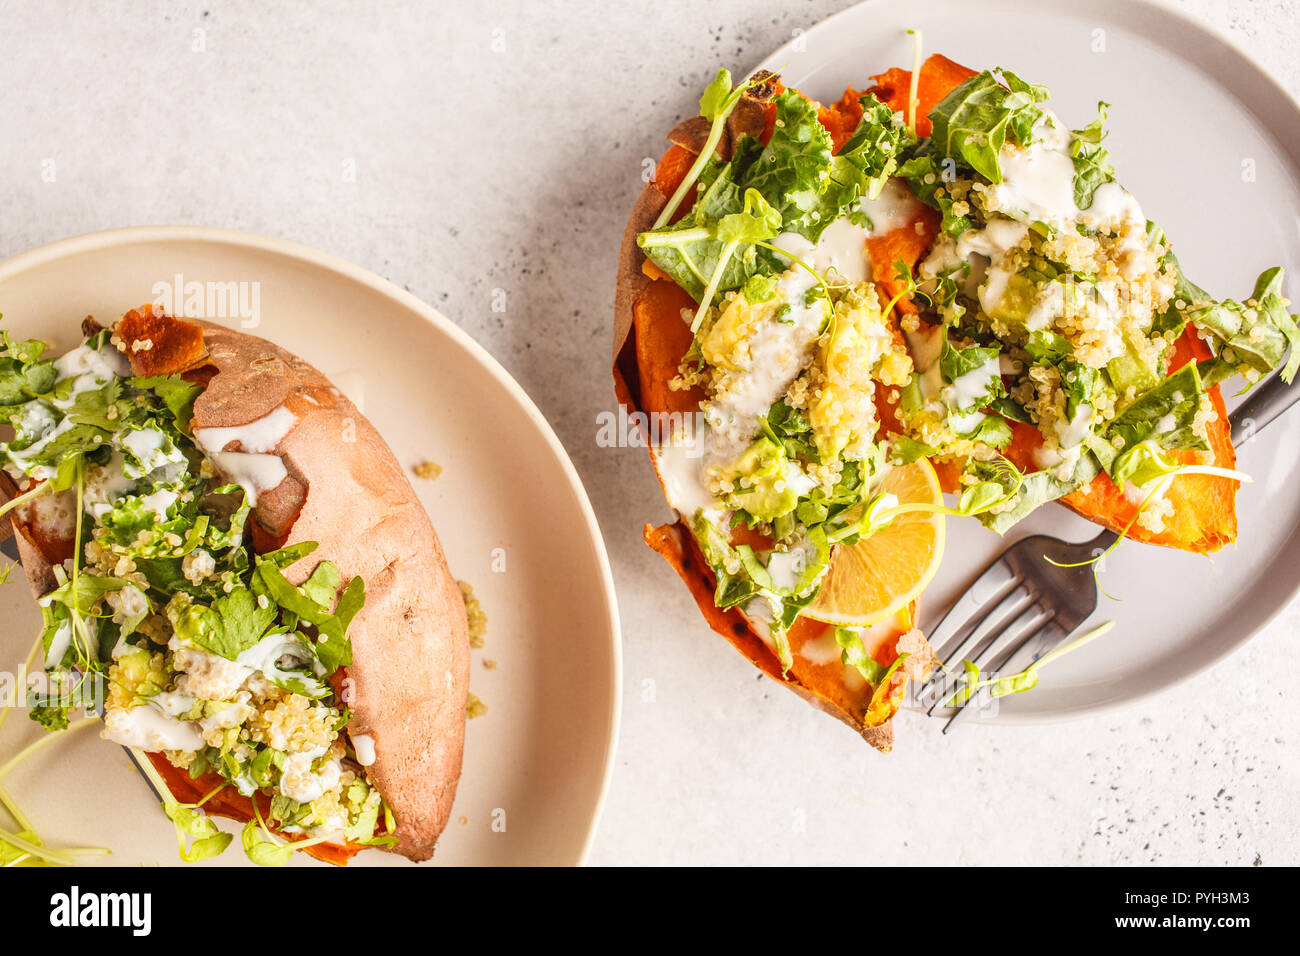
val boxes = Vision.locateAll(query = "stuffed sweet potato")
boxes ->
[1,307,469,864]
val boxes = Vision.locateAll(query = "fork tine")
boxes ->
[988,619,1070,677]
[924,558,1020,653]
[968,602,1056,670]
[941,613,1063,733]
[917,581,1033,698]
[925,596,1049,716]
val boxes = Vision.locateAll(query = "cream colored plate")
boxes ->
[0,226,620,866]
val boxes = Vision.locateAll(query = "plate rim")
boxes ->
[749,0,1300,723]
[0,224,623,865]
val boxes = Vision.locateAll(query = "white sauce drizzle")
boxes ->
[351,733,377,767]
[206,451,287,506]
[102,704,205,752]
[195,405,297,455]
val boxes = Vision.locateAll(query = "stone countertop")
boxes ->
[0,0,1296,865]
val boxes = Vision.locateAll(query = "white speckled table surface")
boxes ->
[1,0,1296,866]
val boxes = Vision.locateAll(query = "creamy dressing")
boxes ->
[279,753,341,803]
[765,537,820,595]
[236,632,325,687]
[207,451,287,506]
[102,703,205,752]
[1023,280,1066,332]
[150,689,198,717]
[5,343,131,479]
[984,146,1078,228]
[6,416,73,481]
[83,452,138,520]
[860,177,923,235]
[192,407,297,505]
[1056,404,1094,449]
[769,178,920,285]
[1034,444,1063,469]
[195,405,297,455]
[1080,181,1143,234]
[778,219,873,284]
[650,420,717,521]
[138,487,179,519]
[350,733,377,767]
[905,326,945,405]
[1083,181,1151,279]
[44,619,74,668]
[943,355,1002,410]
[703,268,826,459]
[949,410,989,434]
[922,218,1031,319]
[798,629,843,665]
[121,428,184,478]
[981,112,1079,229]
[104,585,148,626]
[50,343,131,410]
[742,598,777,651]
[958,219,1030,261]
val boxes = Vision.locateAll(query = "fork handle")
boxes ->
[1086,528,1119,551]
[1229,369,1299,441]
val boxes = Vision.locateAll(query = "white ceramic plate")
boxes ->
[0,226,620,865]
[757,0,1300,720]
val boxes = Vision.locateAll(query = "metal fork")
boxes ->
[918,368,1300,732]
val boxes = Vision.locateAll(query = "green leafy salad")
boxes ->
[0,326,392,863]
[636,70,1025,674]
[891,67,1297,535]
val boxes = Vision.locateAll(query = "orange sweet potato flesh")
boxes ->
[870,54,981,138]
[147,753,371,866]
[999,329,1237,553]
[115,304,210,377]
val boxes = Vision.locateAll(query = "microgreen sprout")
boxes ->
[0,715,107,866]
[944,620,1116,708]
[842,455,1025,543]
[240,798,332,867]
[131,747,233,863]
[905,29,924,136]
[654,68,765,229]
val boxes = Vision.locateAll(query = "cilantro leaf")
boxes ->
[170,588,277,661]
[253,558,362,674]
[131,374,203,434]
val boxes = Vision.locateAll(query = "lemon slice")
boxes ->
[803,458,946,627]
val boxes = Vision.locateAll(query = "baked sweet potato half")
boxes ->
[614,70,940,751]
[1,307,468,864]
